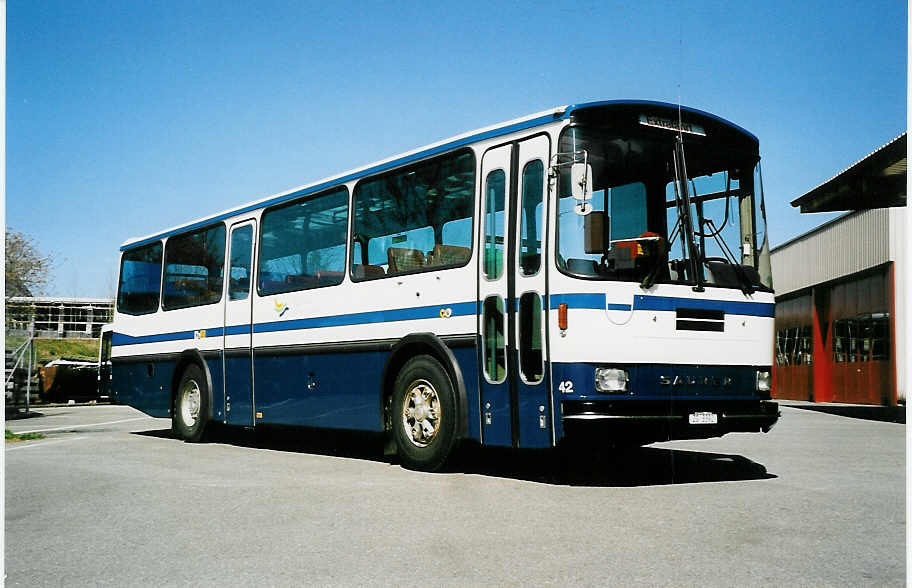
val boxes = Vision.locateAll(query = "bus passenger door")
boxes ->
[512,135,551,448]
[478,144,513,446]
[224,221,256,427]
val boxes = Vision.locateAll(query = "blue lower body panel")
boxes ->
[253,350,385,431]
[206,356,225,422]
[224,353,252,426]
[112,340,484,442]
[450,346,481,443]
[552,362,778,443]
[112,359,175,418]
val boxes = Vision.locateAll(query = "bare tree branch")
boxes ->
[5,228,54,297]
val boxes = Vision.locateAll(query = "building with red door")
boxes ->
[771,133,906,406]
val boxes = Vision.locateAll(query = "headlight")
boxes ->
[595,368,628,393]
[756,370,771,392]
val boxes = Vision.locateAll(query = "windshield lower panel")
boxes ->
[555,116,772,292]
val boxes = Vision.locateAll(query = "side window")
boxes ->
[351,150,475,280]
[228,225,253,301]
[775,328,788,366]
[837,314,891,362]
[557,190,605,275]
[117,242,163,315]
[797,325,813,365]
[482,295,506,383]
[870,315,890,361]
[483,169,506,280]
[258,187,348,295]
[519,160,544,276]
[162,224,226,310]
[518,292,543,383]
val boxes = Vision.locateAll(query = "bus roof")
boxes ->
[120,100,755,251]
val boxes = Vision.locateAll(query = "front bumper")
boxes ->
[561,399,780,442]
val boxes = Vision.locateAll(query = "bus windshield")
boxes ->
[556,119,772,291]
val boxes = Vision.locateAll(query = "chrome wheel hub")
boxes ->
[402,379,440,448]
[180,379,202,428]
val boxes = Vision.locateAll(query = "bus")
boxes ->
[111,100,779,471]
[98,323,113,401]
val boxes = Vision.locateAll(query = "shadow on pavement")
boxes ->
[447,443,776,487]
[4,410,45,421]
[133,425,776,487]
[783,403,905,424]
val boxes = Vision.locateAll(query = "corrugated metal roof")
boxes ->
[771,208,893,295]
[790,132,906,212]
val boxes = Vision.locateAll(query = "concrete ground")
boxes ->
[4,404,906,586]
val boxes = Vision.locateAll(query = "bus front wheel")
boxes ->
[173,363,209,442]
[392,355,457,472]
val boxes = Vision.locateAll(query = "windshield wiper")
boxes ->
[701,219,755,295]
[671,136,704,291]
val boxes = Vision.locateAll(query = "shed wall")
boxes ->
[771,208,891,296]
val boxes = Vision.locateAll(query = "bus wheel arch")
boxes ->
[171,350,213,442]
[381,334,468,448]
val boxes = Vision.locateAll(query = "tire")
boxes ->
[173,363,209,442]
[392,355,458,472]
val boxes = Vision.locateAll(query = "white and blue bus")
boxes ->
[112,100,779,470]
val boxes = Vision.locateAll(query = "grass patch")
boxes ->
[34,338,100,364]
[5,429,46,443]
[5,335,30,353]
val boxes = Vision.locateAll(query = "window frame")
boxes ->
[482,167,507,282]
[256,186,350,297]
[227,222,255,302]
[481,294,507,384]
[161,222,227,312]
[116,241,164,316]
[517,290,544,384]
[349,147,477,283]
[518,159,545,278]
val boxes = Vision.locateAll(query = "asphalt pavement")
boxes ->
[4,403,906,586]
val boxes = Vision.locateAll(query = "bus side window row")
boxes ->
[117,150,477,313]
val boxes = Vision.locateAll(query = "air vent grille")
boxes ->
[676,308,724,331]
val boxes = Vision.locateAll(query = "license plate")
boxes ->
[689,411,718,425]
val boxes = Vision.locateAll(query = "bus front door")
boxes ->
[224,221,256,427]
[478,136,552,448]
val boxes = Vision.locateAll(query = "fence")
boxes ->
[5,333,37,417]
[6,297,113,339]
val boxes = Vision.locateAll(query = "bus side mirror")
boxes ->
[571,162,593,215]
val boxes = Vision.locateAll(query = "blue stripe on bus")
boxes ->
[113,327,225,346]
[112,301,478,345]
[254,301,477,333]
[120,100,756,252]
[548,293,612,310]
[632,295,774,317]
[549,293,773,317]
[111,292,773,347]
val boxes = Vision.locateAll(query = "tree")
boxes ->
[5,228,53,297]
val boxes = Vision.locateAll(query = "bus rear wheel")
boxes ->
[392,355,457,472]
[173,363,209,442]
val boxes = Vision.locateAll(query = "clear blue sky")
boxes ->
[7,1,907,298]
